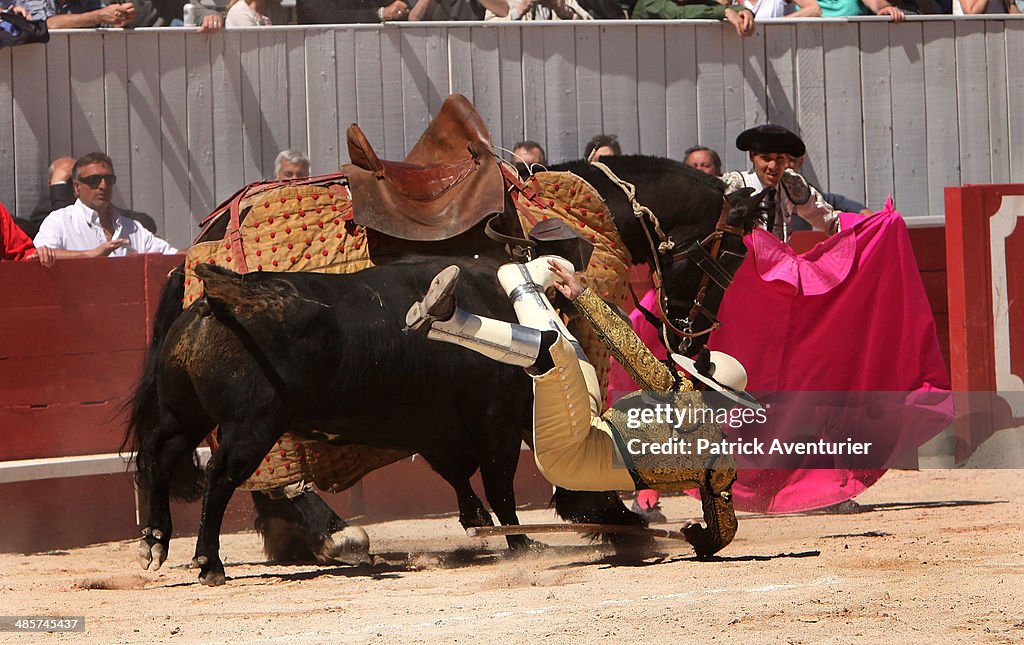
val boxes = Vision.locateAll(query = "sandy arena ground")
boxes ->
[2,469,1022,644]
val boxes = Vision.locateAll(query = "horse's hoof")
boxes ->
[507,535,546,553]
[315,526,371,565]
[606,532,657,560]
[460,508,495,529]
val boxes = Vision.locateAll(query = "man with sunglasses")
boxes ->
[34,152,177,260]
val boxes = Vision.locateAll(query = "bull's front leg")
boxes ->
[194,422,282,586]
[138,429,207,572]
[683,456,738,558]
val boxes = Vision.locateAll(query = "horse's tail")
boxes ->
[121,265,206,502]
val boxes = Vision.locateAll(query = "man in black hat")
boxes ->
[722,124,838,242]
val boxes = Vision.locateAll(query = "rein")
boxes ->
[659,197,738,353]
[588,160,744,355]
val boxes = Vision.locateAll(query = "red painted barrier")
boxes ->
[0,255,183,461]
[0,256,551,553]
[0,222,954,552]
[944,184,1024,459]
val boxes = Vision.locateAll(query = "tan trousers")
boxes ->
[531,334,636,492]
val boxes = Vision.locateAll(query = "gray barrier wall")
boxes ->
[1,18,1022,248]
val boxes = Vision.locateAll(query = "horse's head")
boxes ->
[548,155,765,356]
[654,185,765,356]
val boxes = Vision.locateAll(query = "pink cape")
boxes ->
[608,201,954,513]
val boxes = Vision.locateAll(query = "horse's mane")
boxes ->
[548,154,727,194]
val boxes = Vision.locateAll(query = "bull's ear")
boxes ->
[725,186,756,205]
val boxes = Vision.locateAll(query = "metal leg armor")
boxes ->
[426,308,546,368]
[497,257,602,415]
[408,258,603,414]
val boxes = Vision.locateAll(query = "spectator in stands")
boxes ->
[721,124,837,242]
[684,145,722,176]
[274,149,311,180]
[741,0,820,18]
[19,0,135,28]
[484,0,592,20]
[20,156,157,238]
[226,0,280,25]
[1,200,54,264]
[584,134,621,161]
[0,3,32,18]
[953,0,1018,11]
[34,153,178,259]
[631,0,754,37]
[15,156,74,239]
[297,0,413,22]
[407,0,516,20]
[512,140,547,177]
[129,0,223,31]
[818,0,905,20]
[790,155,873,216]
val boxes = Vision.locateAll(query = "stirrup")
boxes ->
[405,265,461,332]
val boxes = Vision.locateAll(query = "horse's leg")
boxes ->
[474,408,541,552]
[138,411,211,572]
[252,489,369,565]
[421,450,493,530]
[519,428,655,557]
[477,445,541,552]
[193,420,282,586]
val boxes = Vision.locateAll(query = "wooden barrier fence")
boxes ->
[0,256,552,553]
[2,18,1023,249]
[0,225,951,552]
[944,183,1024,460]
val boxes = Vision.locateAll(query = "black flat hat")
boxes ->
[736,124,806,157]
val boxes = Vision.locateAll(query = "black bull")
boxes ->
[125,156,765,585]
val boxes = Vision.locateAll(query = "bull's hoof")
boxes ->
[194,555,227,586]
[314,526,371,566]
[199,571,227,587]
[138,527,168,571]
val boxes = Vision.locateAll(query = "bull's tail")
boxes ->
[193,265,329,392]
[122,266,206,502]
[195,263,305,321]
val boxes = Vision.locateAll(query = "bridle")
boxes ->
[589,160,749,355]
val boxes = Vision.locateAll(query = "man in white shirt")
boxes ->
[34,153,178,260]
[721,124,838,242]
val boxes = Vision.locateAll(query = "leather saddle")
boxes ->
[342,93,506,242]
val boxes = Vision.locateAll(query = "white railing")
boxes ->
[1,18,1021,248]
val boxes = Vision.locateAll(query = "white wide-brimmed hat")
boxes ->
[671,350,763,410]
